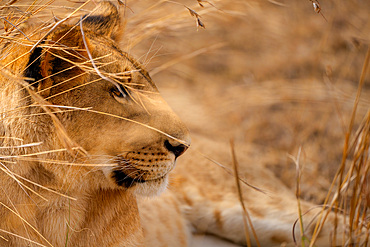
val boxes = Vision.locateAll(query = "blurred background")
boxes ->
[1,0,370,206]
[125,0,370,204]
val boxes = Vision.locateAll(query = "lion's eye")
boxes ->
[110,83,128,99]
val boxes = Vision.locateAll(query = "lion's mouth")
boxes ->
[111,169,167,188]
[111,159,169,188]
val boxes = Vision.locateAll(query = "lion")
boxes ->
[0,2,189,246]
[0,2,367,247]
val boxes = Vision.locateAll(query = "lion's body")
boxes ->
[0,2,367,247]
[140,136,357,246]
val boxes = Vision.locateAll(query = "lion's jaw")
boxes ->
[110,148,176,196]
[94,125,187,197]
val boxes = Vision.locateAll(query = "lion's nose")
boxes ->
[164,140,189,158]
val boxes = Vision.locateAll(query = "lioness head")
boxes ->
[1,2,190,196]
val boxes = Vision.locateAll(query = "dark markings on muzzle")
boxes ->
[111,169,146,188]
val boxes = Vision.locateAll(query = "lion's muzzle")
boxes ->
[110,138,189,190]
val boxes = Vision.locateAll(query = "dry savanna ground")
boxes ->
[1,0,370,245]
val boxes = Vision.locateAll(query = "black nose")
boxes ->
[164,140,188,158]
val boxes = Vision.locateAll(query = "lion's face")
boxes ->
[23,2,190,196]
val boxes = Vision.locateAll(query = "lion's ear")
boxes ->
[82,1,122,40]
[24,29,87,97]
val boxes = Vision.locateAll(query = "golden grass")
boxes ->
[230,139,261,247]
[309,47,370,246]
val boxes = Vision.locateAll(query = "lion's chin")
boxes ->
[130,175,169,197]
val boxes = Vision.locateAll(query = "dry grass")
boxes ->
[309,47,370,246]
[1,0,370,246]
[230,139,261,247]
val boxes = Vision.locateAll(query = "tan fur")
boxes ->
[0,2,189,246]
[139,191,191,247]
